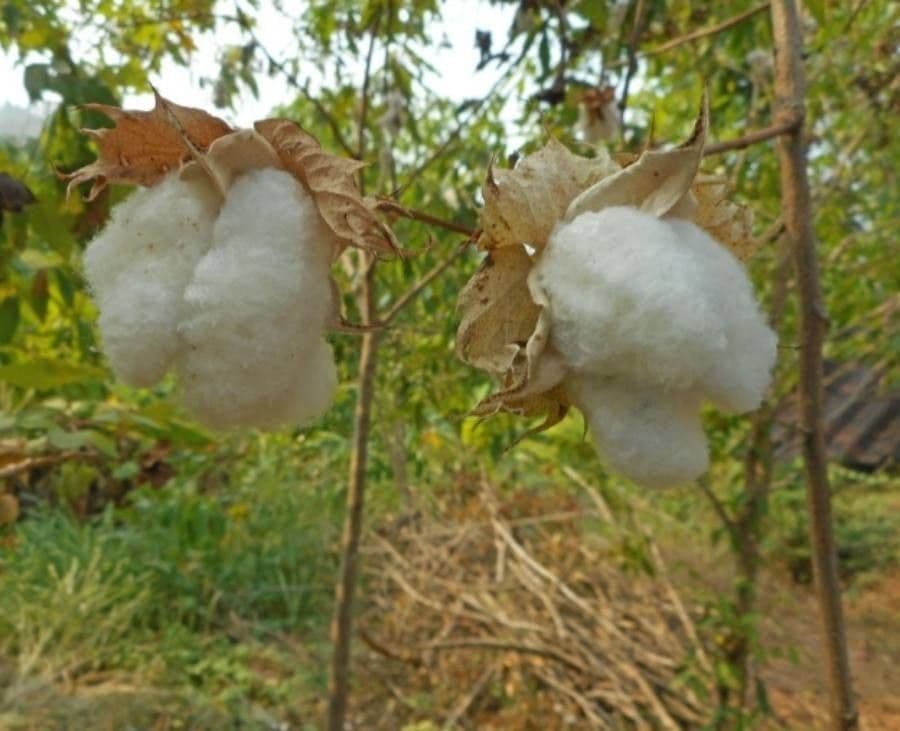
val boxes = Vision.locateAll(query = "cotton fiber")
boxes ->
[176,168,337,429]
[83,174,218,386]
[569,375,708,488]
[532,206,776,487]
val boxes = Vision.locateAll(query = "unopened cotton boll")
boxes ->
[83,174,218,386]
[177,167,337,430]
[569,375,709,488]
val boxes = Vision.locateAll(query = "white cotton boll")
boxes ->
[668,219,777,413]
[534,207,776,411]
[83,174,218,386]
[570,375,709,488]
[177,168,337,430]
[534,206,730,390]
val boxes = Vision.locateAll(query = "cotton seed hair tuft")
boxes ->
[533,206,777,486]
[177,168,337,430]
[83,174,219,387]
[83,168,338,430]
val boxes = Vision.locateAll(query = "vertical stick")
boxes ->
[326,9,384,727]
[769,2,858,729]
[326,263,379,730]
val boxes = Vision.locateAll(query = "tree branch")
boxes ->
[770,2,858,729]
[383,243,468,325]
[372,198,476,237]
[325,8,385,730]
[703,118,800,156]
[619,0,649,114]
[644,3,770,58]
[252,38,356,157]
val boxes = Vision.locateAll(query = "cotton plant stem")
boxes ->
[326,259,378,731]
[326,10,383,728]
[769,2,858,730]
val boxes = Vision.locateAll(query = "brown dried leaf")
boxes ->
[691,176,757,260]
[178,127,282,199]
[480,138,619,250]
[471,350,570,435]
[456,245,541,374]
[65,92,232,200]
[254,118,399,256]
[565,93,709,221]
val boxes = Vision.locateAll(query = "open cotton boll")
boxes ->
[569,375,709,488]
[177,168,337,429]
[83,174,218,386]
[668,219,777,412]
[534,206,730,390]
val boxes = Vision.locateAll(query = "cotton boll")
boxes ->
[534,206,730,390]
[669,219,777,412]
[83,174,218,386]
[84,174,218,298]
[570,375,709,488]
[177,168,337,429]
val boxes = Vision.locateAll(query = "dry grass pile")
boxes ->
[354,479,713,729]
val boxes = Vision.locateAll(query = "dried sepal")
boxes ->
[479,138,619,251]
[471,349,570,435]
[691,176,757,260]
[65,92,231,200]
[565,93,709,221]
[254,118,399,257]
[456,245,541,374]
[179,128,282,198]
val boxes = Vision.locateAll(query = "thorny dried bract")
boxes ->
[456,95,773,486]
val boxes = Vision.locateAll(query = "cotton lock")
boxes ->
[532,206,777,487]
[83,168,338,430]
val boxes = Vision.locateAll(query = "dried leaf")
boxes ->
[179,127,282,199]
[480,137,619,250]
[456,245,541,374]
[254,118,399,256]
[691,175,756,260]
[65,92,232,200]
[472,350,570,435]
[565,92,709,221]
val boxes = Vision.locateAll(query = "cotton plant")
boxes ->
[68,94,397,430]
[456,97,776,488]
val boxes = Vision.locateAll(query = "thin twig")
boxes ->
[252,38,355,157]
[372,198,476,236]
[356,9,383,161]
[619,0,648,114]
[424,638,589,674]
[382,243,468,325]
[703,118,800,156]
[393,42,526,198]
[644,3,770,58]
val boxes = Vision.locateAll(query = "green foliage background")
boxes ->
[0,1,897,728]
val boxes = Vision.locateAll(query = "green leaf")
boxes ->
[0,358,105,390]
[0,297,19,344]
[538,31,551,77]
[18,249,65,270]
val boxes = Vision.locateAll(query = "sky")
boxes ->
[0,0,515,135]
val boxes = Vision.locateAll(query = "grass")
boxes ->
[0,451,340,729]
